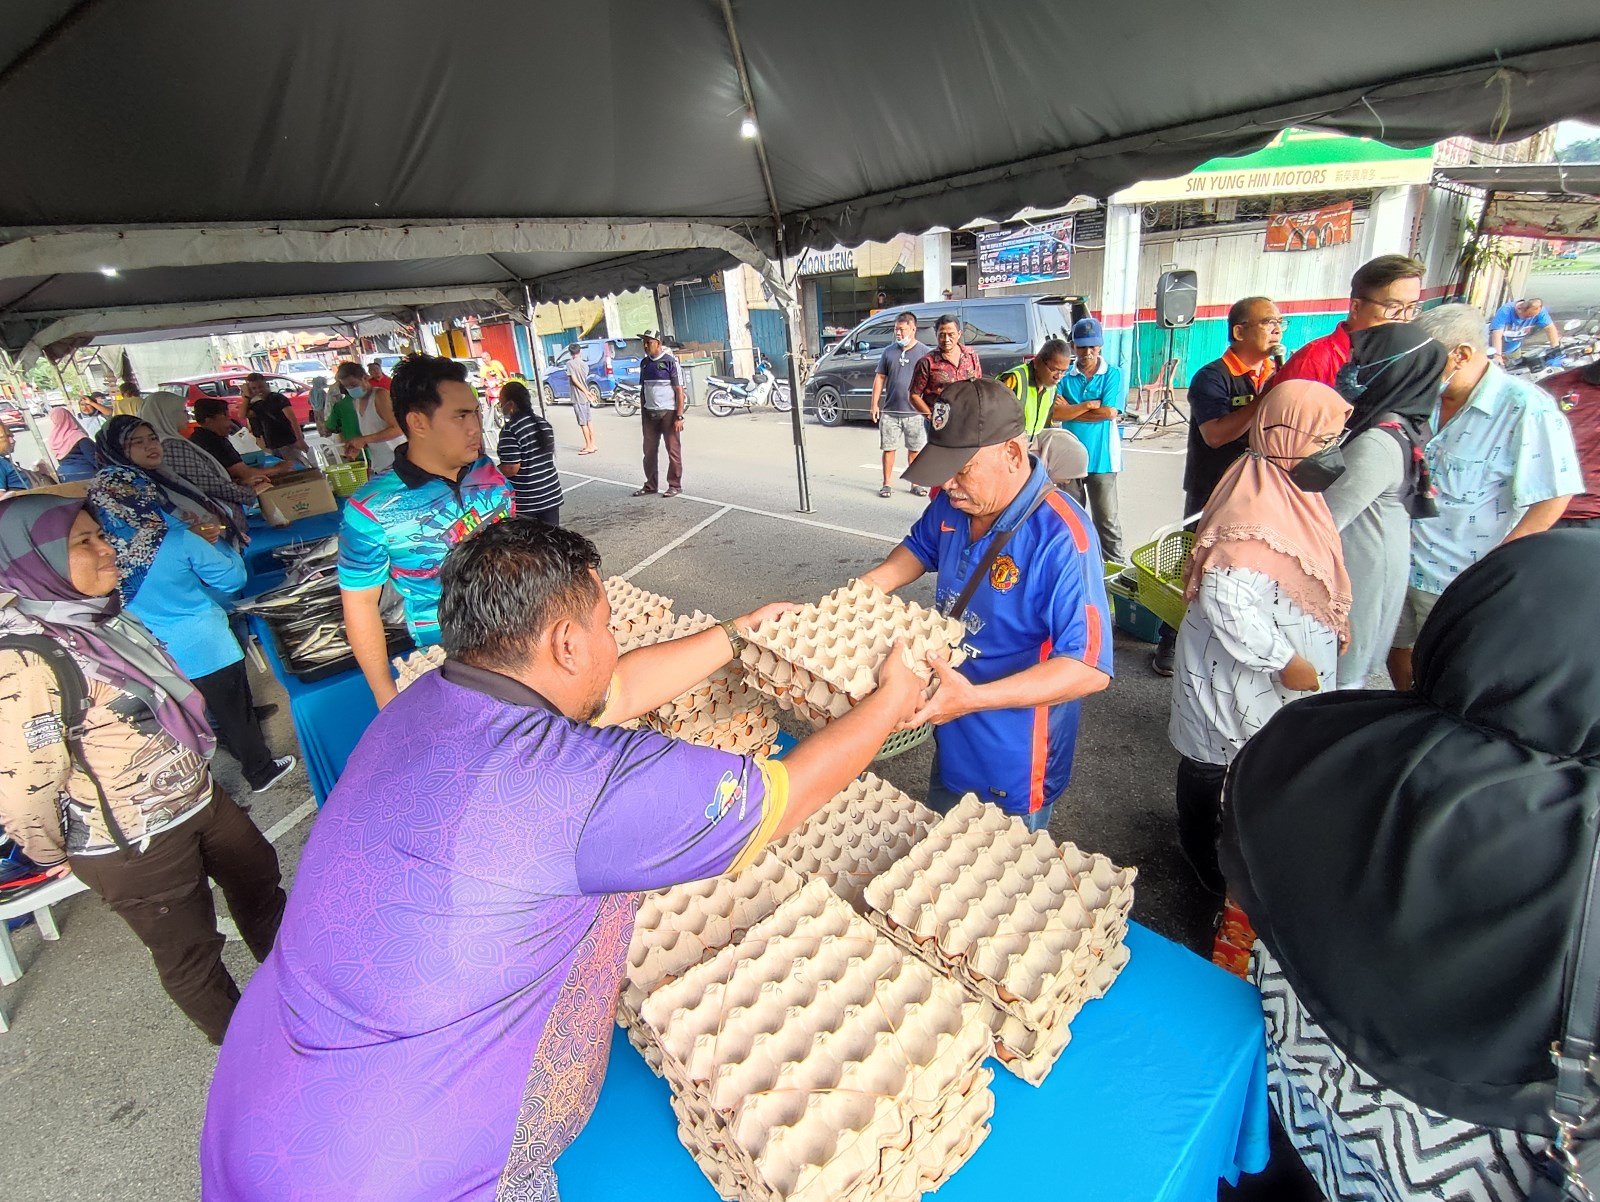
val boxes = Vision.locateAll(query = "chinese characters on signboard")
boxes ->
[1264,200,1354,252]
[978,217,1073,288]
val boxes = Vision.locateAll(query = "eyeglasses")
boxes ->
[1357,296,1422,321]
[1261,424,1347,450]
[1246,318,1286,330]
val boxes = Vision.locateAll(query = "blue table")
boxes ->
[241,509,343,596]
[558,922,1269,1201]
[248,614,378,805]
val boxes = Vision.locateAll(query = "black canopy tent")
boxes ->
[3,2,1599,508]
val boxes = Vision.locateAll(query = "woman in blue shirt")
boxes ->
[88,467,295,793]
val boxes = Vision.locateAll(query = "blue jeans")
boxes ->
[927,755,1055,832]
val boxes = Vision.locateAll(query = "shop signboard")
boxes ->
[1264,200,1354,252]
[1112,129,1434,204]
[978,217,1073,289]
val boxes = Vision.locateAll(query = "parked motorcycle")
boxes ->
[705,360,792,417]
[611,381,696,418]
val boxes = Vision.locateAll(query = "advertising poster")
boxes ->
[1264,200,1354,252]
[978,217,1073,288]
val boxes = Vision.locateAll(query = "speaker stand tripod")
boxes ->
[1129,326,1188,440]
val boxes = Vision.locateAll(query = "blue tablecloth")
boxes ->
[558,922,1269,1201]
[247,614,377,805]
[241,509,344,596]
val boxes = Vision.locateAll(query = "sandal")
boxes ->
[878,487,893,498]
[632,487,656,497]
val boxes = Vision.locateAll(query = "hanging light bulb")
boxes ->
[99,266,119,277]
[739,114,758,140]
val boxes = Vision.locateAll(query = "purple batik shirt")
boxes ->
[200,660,788,1201]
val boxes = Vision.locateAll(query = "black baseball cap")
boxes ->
[903,378,1026,487]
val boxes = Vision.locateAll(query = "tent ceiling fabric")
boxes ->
[2,0,1599,354]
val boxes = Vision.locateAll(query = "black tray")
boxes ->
[260,612,414,684]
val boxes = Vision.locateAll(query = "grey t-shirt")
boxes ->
[566,354,592,393]
[875,342,930,414]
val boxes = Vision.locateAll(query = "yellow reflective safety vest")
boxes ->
[997,360,1056,437]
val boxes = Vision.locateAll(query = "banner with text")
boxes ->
[978,217,1073,289]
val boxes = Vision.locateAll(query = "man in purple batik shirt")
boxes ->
[201,519,923,1201]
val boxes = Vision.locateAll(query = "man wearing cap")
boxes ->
[855,379,1114,832]
[1055,318,1126,561]
[632,330,685,499]
[564,344,599,456]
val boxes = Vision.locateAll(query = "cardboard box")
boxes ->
[23,479,91,499]
[257,469,337,525]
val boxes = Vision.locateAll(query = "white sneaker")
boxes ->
[253,755,298,793]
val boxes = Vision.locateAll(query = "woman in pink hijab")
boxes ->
[47,408,101,481]
[1166,379,1353,900]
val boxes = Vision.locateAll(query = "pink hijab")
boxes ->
[1183,380,1353,641]
[47,407,90,459]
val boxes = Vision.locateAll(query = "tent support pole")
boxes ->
[718,0,811,513]
[523,284,548,419]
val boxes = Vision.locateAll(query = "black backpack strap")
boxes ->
[0,634,134,853]
[947,485,1057,620]
[1548,832,1600,1177]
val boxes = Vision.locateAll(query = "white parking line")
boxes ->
[561,478,593,492]
[263,797,317,845]
[559,471,899,545]
[620,506,733,580]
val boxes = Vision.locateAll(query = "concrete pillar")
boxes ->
[723,264,757,378]
[921,231,953,302]
[654,285,677,338]
[601,294,623,339]
[1100,203,1142,387]
[1361,186,1412,259]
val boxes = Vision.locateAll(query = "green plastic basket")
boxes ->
[1130,528,1195,631]
[874,721,933,762]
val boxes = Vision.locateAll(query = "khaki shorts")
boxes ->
[1392,586,1442,650]
[879,412,928,452]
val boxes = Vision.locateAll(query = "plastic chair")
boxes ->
[1132,356,1184,419]
[0,875,88,1032]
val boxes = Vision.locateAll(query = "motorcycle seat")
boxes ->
[709,376,750,388]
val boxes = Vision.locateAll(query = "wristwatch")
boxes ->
[720,619,748,660]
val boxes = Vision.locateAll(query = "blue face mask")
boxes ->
[346,384,367,399]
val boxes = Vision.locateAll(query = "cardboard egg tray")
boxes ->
[606,575,675,645]
[616,606,719,655]
[767,772,938,912]
[391,644,446,692]
[739,580,968,726]
[649,662,782,759]
[862,795,1136,1084]
[618,849,804,1071]
[640,881,995,1202]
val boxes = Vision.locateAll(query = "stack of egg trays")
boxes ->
[640,880,996,1202]
[650,657,783,759]
[861,795,1137,1086]
[605,575,675,645]
[767,772,938,912]
[739,580,967,727]
[616,606,717,655]
[618,849,804,1073]
[392,644,446,692]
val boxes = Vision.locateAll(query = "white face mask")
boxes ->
[896,332,916,348]
[1438,368,1457,397]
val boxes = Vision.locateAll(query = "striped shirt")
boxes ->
[496,412,563,515]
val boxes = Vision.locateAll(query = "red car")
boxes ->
[159,372,313,426]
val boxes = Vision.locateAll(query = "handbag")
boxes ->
[1530,828,1600,1200]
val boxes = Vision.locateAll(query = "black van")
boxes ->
[802,295,1089,426]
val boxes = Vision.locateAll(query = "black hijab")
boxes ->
[1221,529,1600,1134]
[1344,323,1449,517]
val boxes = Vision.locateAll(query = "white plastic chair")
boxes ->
[0,875,89,1032]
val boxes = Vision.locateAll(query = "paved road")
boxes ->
[2,405,1204,1201]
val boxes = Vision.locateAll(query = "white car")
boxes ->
[277,358,334,386]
